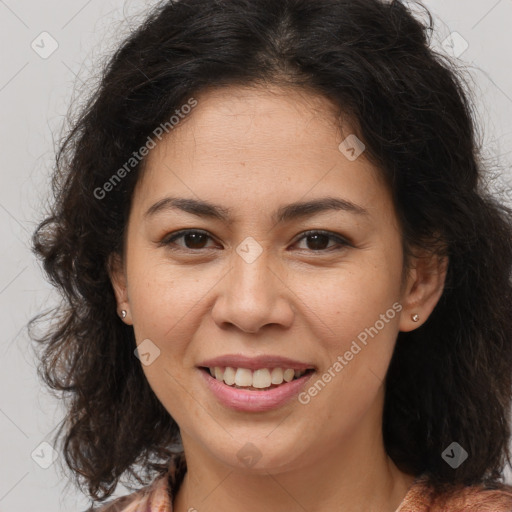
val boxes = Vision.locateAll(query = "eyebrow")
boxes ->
[144,196,369,224]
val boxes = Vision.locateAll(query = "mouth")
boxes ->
[198,366,316,391]
[198,364,316,412]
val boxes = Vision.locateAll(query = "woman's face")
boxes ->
[110,85,438,474]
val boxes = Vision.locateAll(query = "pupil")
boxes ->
[185,233,207,249]
[307,234,329,250]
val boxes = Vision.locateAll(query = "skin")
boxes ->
[109,85,448,512]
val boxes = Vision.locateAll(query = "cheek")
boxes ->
[125,259,203,415]
[288,261,403,410]
[289,257,402,341]
[126,250,207,338]
[298,289,401,432]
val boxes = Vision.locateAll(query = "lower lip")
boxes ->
[198,368,315,412]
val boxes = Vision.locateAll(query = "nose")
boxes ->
[211,246,295,333]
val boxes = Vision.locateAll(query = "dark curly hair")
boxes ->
[30,0,512,503]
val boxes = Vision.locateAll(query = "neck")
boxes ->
[172,399,416,512]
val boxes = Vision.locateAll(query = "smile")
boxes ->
[202,366,313,390]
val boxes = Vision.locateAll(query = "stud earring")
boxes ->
[411,313,420,322]
[121,310,127,319]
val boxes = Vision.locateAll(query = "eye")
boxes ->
[160,229,217,250]
[160,229,351,253]
[292,230,351,252]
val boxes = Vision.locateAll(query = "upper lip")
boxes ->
[198,354,316,371]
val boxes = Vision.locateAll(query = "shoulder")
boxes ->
[437,484,512,511]
[398,475,512,512]
[85,475,172,512]
[86,451,186,512]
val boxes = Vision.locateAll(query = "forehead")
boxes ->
[131,84,390,222]
[179,85,344,151]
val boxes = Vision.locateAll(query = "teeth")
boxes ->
[207,366,309,389]
[223,367,236,386]
[235,368,253,387]
[253,369,271,388]
[283,369,295,382]
[271,368,284,384]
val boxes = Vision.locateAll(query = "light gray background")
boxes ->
[1,1,511,511]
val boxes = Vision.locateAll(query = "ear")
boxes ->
[107,252,132,325]
[399,248,448,332]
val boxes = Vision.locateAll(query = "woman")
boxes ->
[31,0,512,510]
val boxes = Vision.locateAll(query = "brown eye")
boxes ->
[160,229,351,253]
[303,233,331,251]
[294,230,351,252]
[161,230,216,250]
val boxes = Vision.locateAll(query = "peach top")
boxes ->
[91,455,512,512]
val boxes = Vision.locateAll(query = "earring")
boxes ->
[121,310,127,319]
[411,313,420,322]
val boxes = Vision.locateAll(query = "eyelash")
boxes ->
[159,229,352,253]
